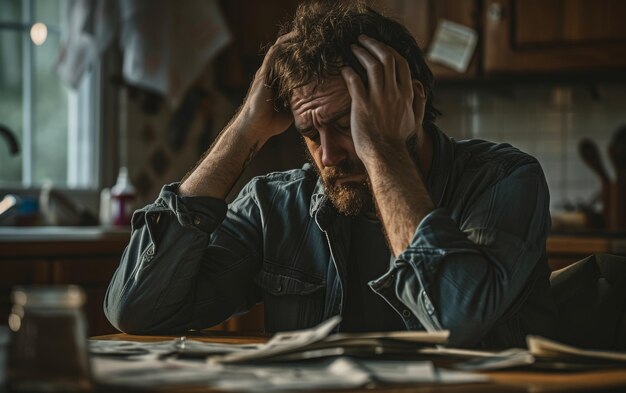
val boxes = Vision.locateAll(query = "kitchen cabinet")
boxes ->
[0,231,264,336]
[217,0,300,91]
[382,0,480,78]
[483,0,626,74]
[217,0,626,84]
[216,0,480,89]
[0,234,128,336]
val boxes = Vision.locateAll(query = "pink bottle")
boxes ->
[110,167,136,227]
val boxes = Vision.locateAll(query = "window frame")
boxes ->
[0,0,102,192]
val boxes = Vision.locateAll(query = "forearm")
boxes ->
[370,164,552,346]
[365,142,434,256]
[179,117,268,199]
[104,186,229,333]
[179,33,297,198]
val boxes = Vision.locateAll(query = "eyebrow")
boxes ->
[295,109,351,134]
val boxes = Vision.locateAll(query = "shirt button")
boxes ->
[146,246,155,255]
[402,309,411,318]
[193,216,201,225]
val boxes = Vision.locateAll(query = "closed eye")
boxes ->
[301,129,320,142]
[335,124,350,136]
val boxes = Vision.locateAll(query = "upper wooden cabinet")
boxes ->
[483,0,626,74]
[217,0,300,91]
[216,0,626,87]
[378,0,480,79]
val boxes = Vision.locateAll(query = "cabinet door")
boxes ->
[217,0,300,90]
[483,0,626,73]
[373,0,480,78]
[0,259,49,325]
[52,258,120,336]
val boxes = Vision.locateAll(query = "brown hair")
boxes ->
[267,0,440,126]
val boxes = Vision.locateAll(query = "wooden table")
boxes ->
[92,332,626,392]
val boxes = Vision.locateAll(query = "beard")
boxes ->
[306,153,374,216]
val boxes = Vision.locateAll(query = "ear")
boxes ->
[412,80,426,126]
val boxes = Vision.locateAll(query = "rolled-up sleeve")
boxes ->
[370,163,550,347]
[104,182,263,334]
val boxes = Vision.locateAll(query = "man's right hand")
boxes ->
[234,32,296,142]
[178,33,296,199]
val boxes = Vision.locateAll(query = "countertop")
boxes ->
[0,226,130,257]
[1,226,625,259]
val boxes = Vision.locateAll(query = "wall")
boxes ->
[121,79,626,215]
[435,84,626,211]
[121,65,306,207]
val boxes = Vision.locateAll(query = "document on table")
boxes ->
[91,353,487,391]
[89,317,485,391]
[211,315,449,364]
[452,336,626,371]
[527,335,626,362]
[89,338,261,358]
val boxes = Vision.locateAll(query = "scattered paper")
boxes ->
[427,19,477,73]
[211,316,449,364]
[527,336,626,362]
[89,338,260,357]
[92,354,486,392]
[454,348,535,371]
[213,358,371,392]
[89,319,483,392]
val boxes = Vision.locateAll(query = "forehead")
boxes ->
[289,77,351,125]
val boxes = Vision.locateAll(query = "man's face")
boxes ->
[289,76,372,216]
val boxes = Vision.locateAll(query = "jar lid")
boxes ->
[11,285,86,308]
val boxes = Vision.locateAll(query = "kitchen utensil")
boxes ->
[608,125,626,177]
[579,138,610,182]
[608,125,626,230]
[578,138,612,228]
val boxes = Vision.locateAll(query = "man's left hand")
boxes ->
[341,35,425,163]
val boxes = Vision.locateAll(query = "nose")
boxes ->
[320,130,348,167]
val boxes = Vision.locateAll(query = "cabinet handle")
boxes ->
[488,2,504,22]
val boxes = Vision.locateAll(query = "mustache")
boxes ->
[322,159,367,186]
[303,148,368,187]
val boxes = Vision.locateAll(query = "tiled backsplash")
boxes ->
[123,80,625,213]
[434,84,626,211]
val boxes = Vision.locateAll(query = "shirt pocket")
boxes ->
[254,268,326,332]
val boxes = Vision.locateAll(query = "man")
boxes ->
[105,1,556,348]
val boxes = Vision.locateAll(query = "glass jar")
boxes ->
[8,286,92,392]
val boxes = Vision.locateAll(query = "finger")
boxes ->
[261,31,296,70]
[274,31,296,45]
[357,35,397,92]
[412,80,426,124]
[350,44,384,96]
[341,66,367,103]
[390,47,412,93]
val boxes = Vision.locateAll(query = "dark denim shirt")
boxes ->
[104,125,557,348]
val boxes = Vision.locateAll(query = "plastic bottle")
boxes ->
[110,167,136,227]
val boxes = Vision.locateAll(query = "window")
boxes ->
[0,0,100,189]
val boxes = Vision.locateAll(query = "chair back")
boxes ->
[550,253,626,350]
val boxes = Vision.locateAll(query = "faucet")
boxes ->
[0,124,19,155]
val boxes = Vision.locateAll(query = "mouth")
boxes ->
[333,174,367,186]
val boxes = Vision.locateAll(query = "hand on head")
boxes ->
[235,32,297,142]
[341,35,426,162]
